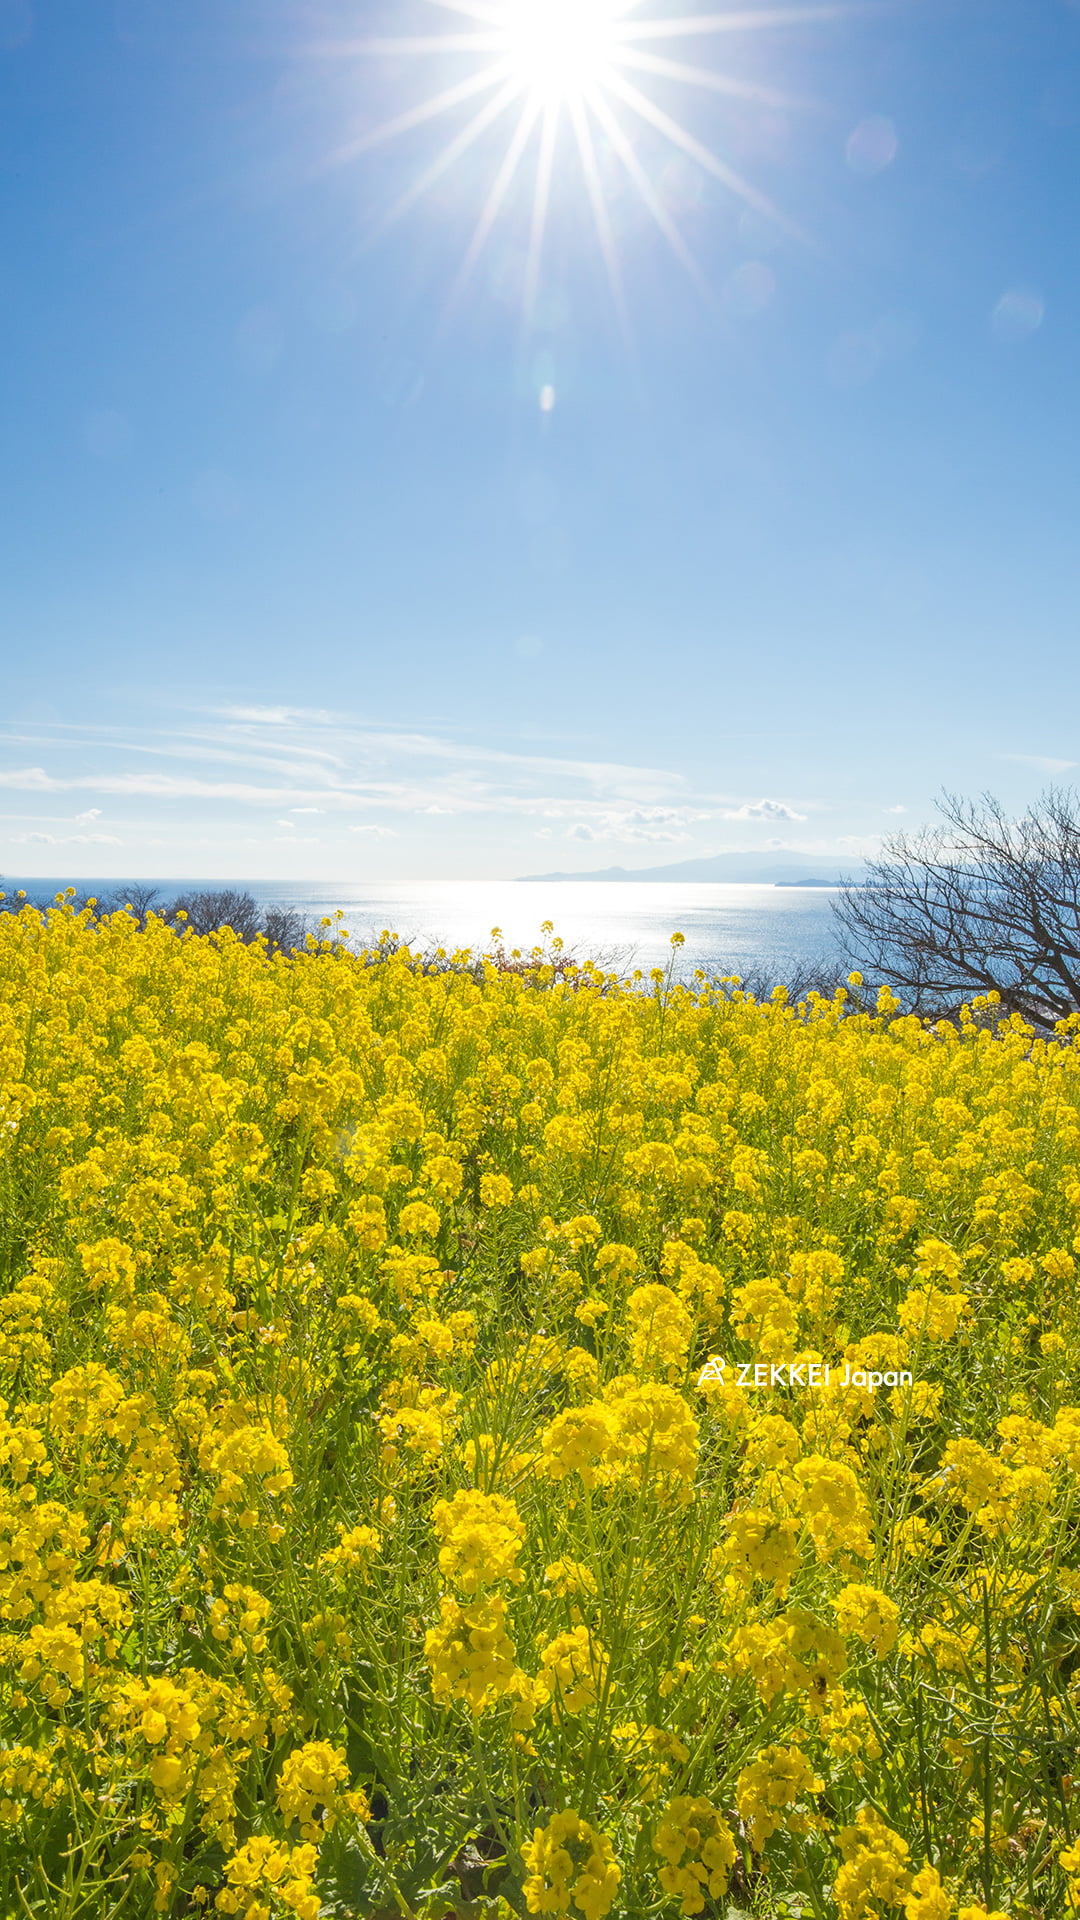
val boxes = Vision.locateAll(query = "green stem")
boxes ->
[981,1577,994,1912]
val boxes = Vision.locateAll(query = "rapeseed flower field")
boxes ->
[1,893,1078,1920]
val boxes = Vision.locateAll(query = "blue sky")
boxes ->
[2,0,1078,882]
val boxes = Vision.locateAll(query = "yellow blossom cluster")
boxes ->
[653,1795,738,1914]
[0,897,1079,1915]
[432,1487,526,1592]
[521,1809,622,1920]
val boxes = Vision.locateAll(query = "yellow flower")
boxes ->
[398,1199,441,1240]
[932,1438,1006,1513]
[721,1508,801,1593]
[208,1583,272,1659]
[611,1722,689,1798]
[421,1152,464,1200]
[731,1279,798,1360]
[432,1488,526,1592]
[539,1403,619,1488]
[0,1745,62,1824]
[603,1381,699,1496]
[544,1557,597,1599]
[653,1796,737,1915]
[627,1283,693,1377]
[735,1744,822,1845]
[744,1412,801,1470]
[215,1838,321,1919]
[424,1594,518,1714]
[199,1422,293,1516]
[904,1865,951,1920]
[833,1582,900,1656]
[913,1238,965,1281]
[537,1625,608,1715]
[817,1693,882,1766]
[275,1739,353,1840]
[793,1455,872,1560]
[833,1806,911,1919]
[319,1521,380,1573]
[898,1284,971,1342]
[522,1810,620,1920]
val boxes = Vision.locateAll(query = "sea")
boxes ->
[12,878,847,982]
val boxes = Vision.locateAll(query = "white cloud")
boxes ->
[0,767,54,790]
[722,799,808,822]
[216,704,338,727]
[11,832,122,846]
[884,805,907,814]
[562,814,693,845]
[622,830,689,844]
[0,711,819,873]
[604,806,696,843]
[531,804,705,846]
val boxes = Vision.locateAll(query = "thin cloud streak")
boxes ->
[1001,753,1077,776]
[0,711,694,801]
[0,707,828,869]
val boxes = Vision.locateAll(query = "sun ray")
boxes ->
[522,102,561,323]
[425,0,508,22]
[345,35,506,57]
[615,47,811,111]
[336,62,514,167]
[373,76,525,238]
[347,0,841,319]
[585,85,708,291]
[603,66,803,236]
[444,98,545,311]
[618,6,865,40]
[568,91,631,341]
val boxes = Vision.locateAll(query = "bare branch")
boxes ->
[832,786,1080,1030]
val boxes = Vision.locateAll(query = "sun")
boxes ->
[497,0,623,102]
[345,1,845,324]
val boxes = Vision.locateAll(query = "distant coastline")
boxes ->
[519,851,866,886]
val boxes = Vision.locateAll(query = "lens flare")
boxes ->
[344,2,851,320]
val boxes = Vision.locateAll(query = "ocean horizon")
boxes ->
[7,877,847,980]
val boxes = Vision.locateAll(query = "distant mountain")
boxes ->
[518,851,867,885]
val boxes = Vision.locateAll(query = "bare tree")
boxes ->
[261,906,309,955]
[97,885,161,928]
[832,788,1080,1030]
[162,890,310,952]
[168,890,264,940]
